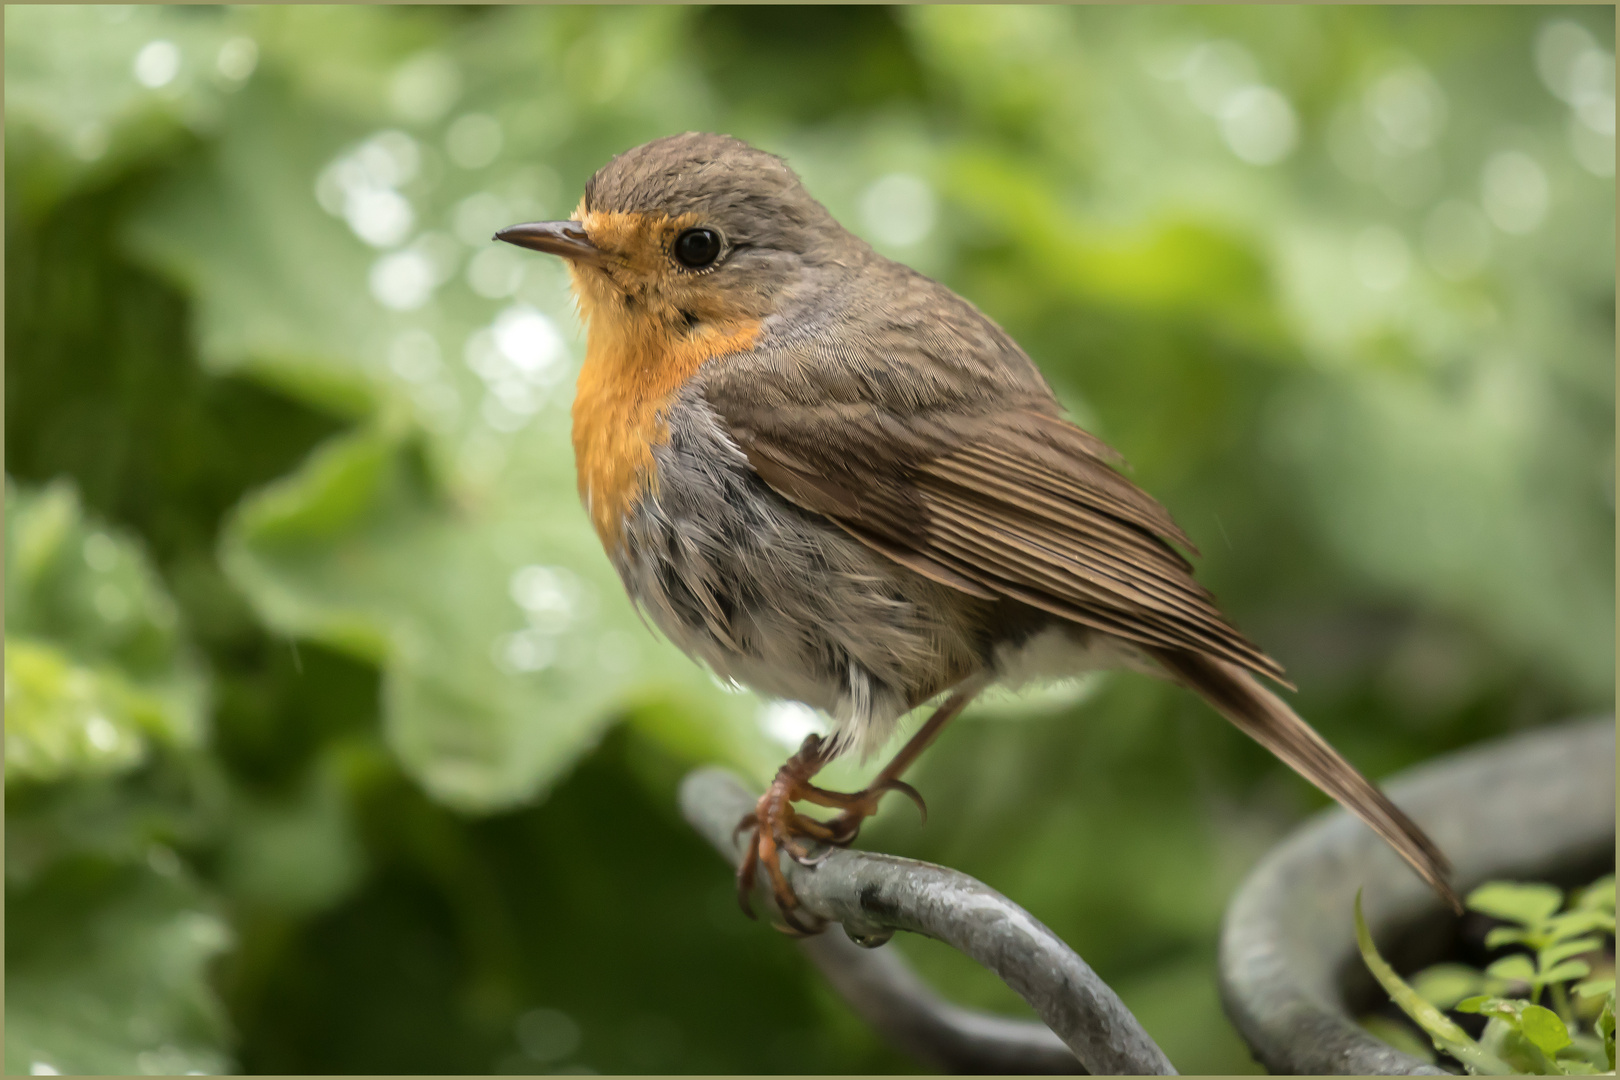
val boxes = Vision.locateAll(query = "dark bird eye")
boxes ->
[674,227,722,269]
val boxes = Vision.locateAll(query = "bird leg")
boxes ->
[734,686,979,932]
[817,686,978,845]
[733,733,837,935]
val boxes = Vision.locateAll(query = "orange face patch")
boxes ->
[567,206,762,550]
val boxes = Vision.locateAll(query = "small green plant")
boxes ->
[1356,876,1616,1075]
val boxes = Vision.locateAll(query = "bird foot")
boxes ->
[733,736,928,934]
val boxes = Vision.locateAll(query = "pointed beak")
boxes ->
[493,221,602,263]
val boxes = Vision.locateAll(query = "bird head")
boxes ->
[496,132,849,339]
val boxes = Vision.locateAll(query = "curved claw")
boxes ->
[783,836,817,866]
[879,778,928,825]
[773,903,826,937]
[733,811,759,842]
[794,843,837,867]
[824,814,863,846]
[736,836,760,920]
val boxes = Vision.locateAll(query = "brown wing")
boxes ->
[717,393,1288,684]
[703,337,1458,909]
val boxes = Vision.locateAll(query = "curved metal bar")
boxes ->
[679,767,1176,1075]
[1219,717,1616,1076]
[799,930,1083,1074]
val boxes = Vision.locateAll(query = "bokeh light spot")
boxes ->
[1182,40,1258,116]
[370,251,436,310]
[391,51,462,124]
[858,173,936,248]
[758,700,827,749]
[133,40,180,89]
[515,1007,582,1063]
[1220,86,1298,165]
[1481,151,1549,234]
[216,37,258,83]
[1364,66,1447,154]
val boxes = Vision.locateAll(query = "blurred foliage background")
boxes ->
[5,5,1614,1074]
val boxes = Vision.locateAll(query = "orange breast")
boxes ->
[571,313,761,551]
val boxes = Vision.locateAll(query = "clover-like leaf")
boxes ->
[1462,1000,1565,1075]
[1545,938,1605,971]
[1413,963,1491,1011]
[1489,926,1533,950]
[1519,1005,1575,1060]
[1487,954,1539,986]
[1573,877,1615,915]
[1547,910,1615,942]
[1541,960,1594,986]
[1470,883,1567,928]
[1575,978,1616,1001]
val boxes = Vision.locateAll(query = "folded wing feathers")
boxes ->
[725,398,1454,907]
[918,429,1286,683]
[731,405,1284,683]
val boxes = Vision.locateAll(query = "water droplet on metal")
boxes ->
[843,926,894,949]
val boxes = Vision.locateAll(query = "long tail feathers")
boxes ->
[1154,648,1462,914]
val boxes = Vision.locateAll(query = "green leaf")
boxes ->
[4,5,242,216]
[1572,877,1615,915]
[5,857,233,1076]
[1545,938,1605,971]
[1489,926,1533,950]
[1463,1000,1565,1075]
[7,480,198,688]
[1598,994,1614,1070]
[5,637,151,783]
[219,425,772,811]
[1547,910,1616,941]
[1356,892,1515,1074]
[218,744,369,915]
[1487,954,1538,985]
[1541,960,1594,986]
[122,77,401,416]
[1470,882,1567,928]
[4,479,208,783]
[1412,963,1490,1011]
[4,767,215,889]
[1575,978,1616,1001]
[1519,1005,1574,1059]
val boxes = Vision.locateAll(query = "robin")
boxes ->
[496,132,1459,932]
